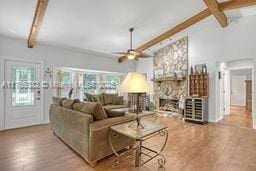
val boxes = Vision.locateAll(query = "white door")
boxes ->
[230,76,246,106]
[4,60,42,129]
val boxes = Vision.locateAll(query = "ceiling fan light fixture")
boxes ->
[127,53,135,60]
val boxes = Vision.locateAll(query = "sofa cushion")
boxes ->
[80,102,108,121]
[103,105,129,110]
[105,108,125,118]
[62,99,81,109]
[112,96,124,105]
[102,93,118,105]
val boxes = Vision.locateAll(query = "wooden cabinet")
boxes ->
[184,97,208,123]
[189,74,209,97]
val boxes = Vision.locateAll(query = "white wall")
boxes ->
[136,15,256,122]
[0,36,134,130]
[230,69,252,80]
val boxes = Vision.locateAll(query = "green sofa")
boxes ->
[49,98,134,167]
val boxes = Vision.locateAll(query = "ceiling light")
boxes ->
[127,54,135,60]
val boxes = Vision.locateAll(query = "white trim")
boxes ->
[1,57,45,130]
[0,57,5,131]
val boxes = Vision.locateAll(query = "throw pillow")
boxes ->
[73,102,86,111]
[112,96,124,105]
[60,97,67,106]
[105,108,125,118]
[52,97,62,106]
[84,93,94,102]
[92,94,105,105]
[80,102,108,121]
[102,93,118,105]
[62,99,75,109]
[62,99,81,109]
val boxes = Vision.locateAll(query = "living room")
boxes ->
[0,0,256,170]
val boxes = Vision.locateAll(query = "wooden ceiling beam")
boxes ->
[118,0,256,63]
[27,0,49,48]
[203,0,227,28]
[118,9,211,63]
[219,0,256,11]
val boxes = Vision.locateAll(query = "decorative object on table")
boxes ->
[184,97,208,124]
[195,64,203,74]
[189,73,209,97]
[154,69,164,79]
[202,63,207,73]
[68,88,74,99]
[121,71,150,128]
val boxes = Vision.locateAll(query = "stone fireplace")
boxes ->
[153,37,188,110]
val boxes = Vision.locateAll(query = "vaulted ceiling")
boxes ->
[0,0,256,56]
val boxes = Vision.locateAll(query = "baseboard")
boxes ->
[41,120,50,124]
[209,115,223,123]
[217,115,224,122]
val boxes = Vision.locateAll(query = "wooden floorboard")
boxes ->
[0,107,255,171]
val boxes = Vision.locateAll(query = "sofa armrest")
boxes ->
[49,104,94,160]
[89,114,135,131]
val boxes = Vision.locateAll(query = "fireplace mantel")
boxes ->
[151,77,186,82]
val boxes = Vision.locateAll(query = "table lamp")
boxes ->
[121,71,150,128]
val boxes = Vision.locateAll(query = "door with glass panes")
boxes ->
[4,60,42,129]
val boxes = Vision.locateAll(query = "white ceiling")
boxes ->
[0,0,255,56]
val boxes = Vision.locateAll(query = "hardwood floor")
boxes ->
[219,106,253,129]
[0,110,256,171]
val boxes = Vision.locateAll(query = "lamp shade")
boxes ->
[121,71,150,93]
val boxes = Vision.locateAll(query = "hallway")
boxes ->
[219,106,253,129]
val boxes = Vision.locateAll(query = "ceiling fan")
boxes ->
[111,28,152,60]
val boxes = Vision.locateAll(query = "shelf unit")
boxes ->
[189,74,209,97]
[184,97,208,123]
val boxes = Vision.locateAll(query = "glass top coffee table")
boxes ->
[109,120,168,168]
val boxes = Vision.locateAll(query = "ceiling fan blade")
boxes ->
[137,52,153,58]
[111,52,127,55]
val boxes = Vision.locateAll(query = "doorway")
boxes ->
[230,75,246,106]
[4,59,43,129]
[217,59,254,128]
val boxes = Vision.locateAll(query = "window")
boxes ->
[11,65,36,107]
[82,73,123,94]
[59,71,72,98]
[105,75,121,93]
[61,71,71,85]
[57,68,125,99]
